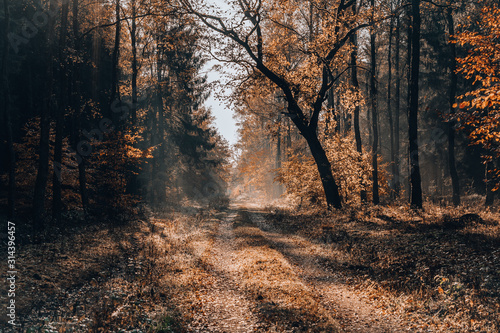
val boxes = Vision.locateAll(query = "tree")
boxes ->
[394,8,401,198]
[52,0,69,223]
[370,0,380,205]
[386,3,396,199]
[446,6,460,206]
[454,4,500,203]
[1,0,15,219]
[408,0,423,209]
[180,0,373,209]
[349,1,367,202]
[33,0,57,229]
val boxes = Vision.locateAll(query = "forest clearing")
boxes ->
[2,0,500,331]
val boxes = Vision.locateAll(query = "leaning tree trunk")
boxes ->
[408,0,423,208]
[446,8,460,206]
[302,128,342,209]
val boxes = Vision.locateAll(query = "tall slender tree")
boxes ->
[370,0,380,205]
[52,0,69,223]
[110,0,121,119]
[2,0,15,219]
[446,7,460,206]
[394,13,401,198]
[33,0,57,229]
[387,13,396,199]
[350,1,367,202]
[131,0,138,124]
[408,0,423,208]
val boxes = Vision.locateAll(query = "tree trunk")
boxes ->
[387,16,396,199]
[349,4,367,202]
[52,0,69,223]
[125,0,140,195]
[131,0,138,124]
[70,0,89,213]
[2,0,15,219]
[408,0,423,209]
[446,8,460,206]
[485,162,495,207]
[351,41,362,153]
[394,15,401,197]
[370,0,380,205]
[366,70,372,150]
[110,0,121,118]
[275,115,282,198]
[33,0,57,230]
[155,49,167,205]
[302,128,342,209]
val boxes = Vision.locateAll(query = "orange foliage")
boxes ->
[455,4,500,188]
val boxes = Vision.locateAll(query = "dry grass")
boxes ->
[0,212,185,332]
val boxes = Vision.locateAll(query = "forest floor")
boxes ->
[0,200,499,332]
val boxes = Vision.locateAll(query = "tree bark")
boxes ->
[446,8,460,206]
[275,114,282,198]
[155,45,167,205]
[125,0,140,196]
[349,3,366,202]
[370,0,379,205]
[394,15,401,197]
[485,162,495,207]
[110,0,121,118]
[52,0,69,223]
[70,0,89,213]
[387,16,396,199]
[33,0,57,230]
[2,0,15,219]
[350,33,361,153]
[408,0,423,209]
[302,128,342,209]
[131,0,138,124]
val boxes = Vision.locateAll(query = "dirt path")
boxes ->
[246,209,408,332]
[184,212,262,332]
[175,203,408,332]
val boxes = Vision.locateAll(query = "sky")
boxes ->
[205,63,239,146]
[201,0,239,147]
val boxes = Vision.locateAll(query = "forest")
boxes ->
[0,0,499,332]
